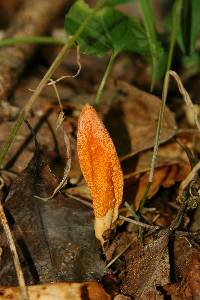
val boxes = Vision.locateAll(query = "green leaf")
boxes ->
[65,0,109,56]
[64,0,149,57]
[190,0,200,54]
[180,0,200,55]
[147,46,166,84]
[167,0,200,56]
[139,0,166,89]
[181,0,192,55]
[165,0,183,72]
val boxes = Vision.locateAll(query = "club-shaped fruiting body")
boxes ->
[77,104,123,245]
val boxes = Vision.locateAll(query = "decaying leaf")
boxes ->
[77,104,123,245]
[1,151,105,285]
[0,282,111,300]
[121,231,170,299]
[164,236,200,299]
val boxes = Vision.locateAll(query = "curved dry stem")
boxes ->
[0,184,29,300]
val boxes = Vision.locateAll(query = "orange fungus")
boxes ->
[77,104,123,219]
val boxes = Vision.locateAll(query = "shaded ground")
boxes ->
[0,1,200,299]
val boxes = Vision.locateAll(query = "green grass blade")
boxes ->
[0,36,66,47]
[139,71,170,212]
[166,0,183,72]
[139,0,165,91]
[95,51,117,105]
[181,0,192,55]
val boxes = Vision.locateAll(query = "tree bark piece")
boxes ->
[0,0,67,101]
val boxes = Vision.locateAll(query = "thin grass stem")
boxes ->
[124,202,144,241]
[0,36,66,47]
[95,51,117,105]
[166,0,183,72]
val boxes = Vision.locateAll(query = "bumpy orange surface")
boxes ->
[77,104,123,218]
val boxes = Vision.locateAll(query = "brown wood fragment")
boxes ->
[0,0,67,101]
[0,282,111,300]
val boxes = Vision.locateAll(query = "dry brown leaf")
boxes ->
[0,282,110,300]
[103,80,177,157]
[122,139,190,177]
[121,231,170,299]
[127,166,176,210]
[163,236,200,300]
[1,152,104,285]
[122,141,191,210]
[128,164,190,210]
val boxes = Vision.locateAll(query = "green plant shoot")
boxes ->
[65,0,150,104]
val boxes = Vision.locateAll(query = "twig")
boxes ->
[119,215,160,230]
[169,201,188,231]
[35,129,71,201]
[169,70,200,129]
[105,240,134,269]
[48,78,64,130]
[47,45,81,130]
[34,77,72,201]
[0,180,29,300]
[65,192,92,208]
[48,45,82,85]
[124,201,139,222]
[175,230,200,237]
[171,160,200,232]
[179,161,200,193]
[124,201,144,240]
[48,79,64,112]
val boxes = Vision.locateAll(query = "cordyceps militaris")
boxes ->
[77,104,123,246]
